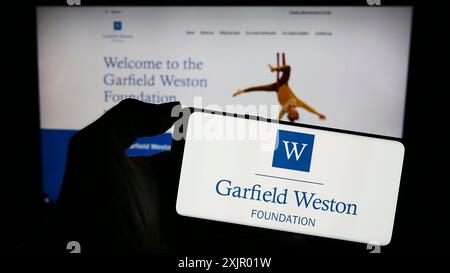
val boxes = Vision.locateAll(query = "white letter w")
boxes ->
[282,141,307,160]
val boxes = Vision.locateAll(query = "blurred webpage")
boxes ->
[37,6,412,200]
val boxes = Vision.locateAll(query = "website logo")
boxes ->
[113,21,122,31]
[272,130,315,172]
[103,21,133,41]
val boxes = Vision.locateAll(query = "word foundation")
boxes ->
[251,209,316,227]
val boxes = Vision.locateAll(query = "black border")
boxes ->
[9,0,450,253]
[33,0,417,6]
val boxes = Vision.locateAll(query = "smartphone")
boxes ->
[174,108,404,246]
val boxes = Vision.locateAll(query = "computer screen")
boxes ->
[37,6,412,201]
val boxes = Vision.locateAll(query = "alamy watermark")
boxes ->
[171,97,283,151]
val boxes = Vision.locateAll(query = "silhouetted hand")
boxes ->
[49,99,181,252]
[34,99,331,253]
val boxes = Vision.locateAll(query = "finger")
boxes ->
[81,99,181,150]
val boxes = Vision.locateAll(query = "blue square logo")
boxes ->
[272,130,315,172]
[113,21,122,31]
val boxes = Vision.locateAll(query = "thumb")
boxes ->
[82,99,181,150]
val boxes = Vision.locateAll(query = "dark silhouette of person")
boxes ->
[25,99,298,252]
[31,99,183,252]
[26,99,351,253]
[233,64,326,122]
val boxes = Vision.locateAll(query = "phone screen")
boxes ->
[176,110,404,245]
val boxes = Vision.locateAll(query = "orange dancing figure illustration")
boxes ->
[233,53,326,122]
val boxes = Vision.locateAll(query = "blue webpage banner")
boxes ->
[40,129,172,201]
